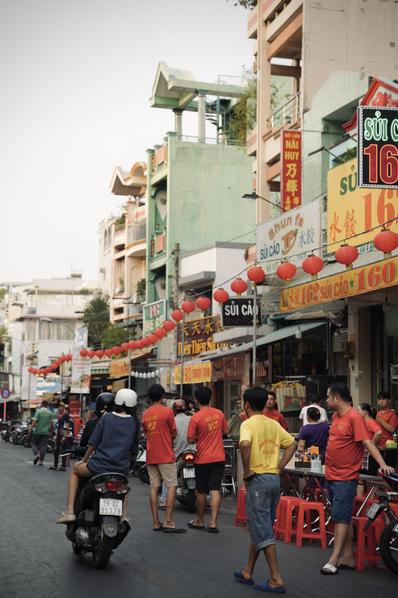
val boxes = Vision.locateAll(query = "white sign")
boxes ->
[74,326,88,348]
[71,347,91,394]
[256,200,321,274]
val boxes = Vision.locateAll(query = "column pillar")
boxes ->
[173,109,183,139]
[197,91,206,143]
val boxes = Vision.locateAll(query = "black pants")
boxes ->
[53,437,73,468]
[32,434,48,462]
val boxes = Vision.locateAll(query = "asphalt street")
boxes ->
[0,440,396,598]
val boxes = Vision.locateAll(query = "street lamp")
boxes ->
[242,191,285,213]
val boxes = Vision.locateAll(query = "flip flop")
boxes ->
[204,526,219,533]
[233,571,254,586]
[320,563,338,575]
[254,582,286,593]
[153,524,163,531]
[337,564,355,571]
[162,527,186,533]
[56,512,76,524]
[187,522,204,530]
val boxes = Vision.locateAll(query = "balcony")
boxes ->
[151,144,168,173]
[247,6,258,39]
[246,127,257,156]
[267,91,301,130]
[127,221,146,245]
[114,228,126,251]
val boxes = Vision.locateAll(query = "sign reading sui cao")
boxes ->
[222,297,261,327]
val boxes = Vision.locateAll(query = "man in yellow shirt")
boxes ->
[234,387,296,593]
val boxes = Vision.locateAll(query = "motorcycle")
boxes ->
[65,472,131,569]
[364,473,398,575]
[130,443,149,485]
[176,449,196,513]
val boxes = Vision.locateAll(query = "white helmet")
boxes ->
[114,388,137,408]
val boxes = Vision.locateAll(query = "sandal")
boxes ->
[320,563,338,575]
[233,571,254,586]
[187,520,205,530]
[56,512,76,524]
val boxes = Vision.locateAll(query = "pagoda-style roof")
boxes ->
[110,161,147,196]
[150,62,245,111]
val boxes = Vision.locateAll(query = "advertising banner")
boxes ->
[281,130,302,211]
[71,347,91,394]
[358,106,398,189]
[327,158,398,251]
[174,361,212,385]
[143,300,166,335]
[256,200,321,274]
[222,297,261,327]
[280,255,398,312]
[177,315,229,357]
[110,357,130,379]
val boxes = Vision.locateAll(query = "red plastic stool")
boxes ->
[274,496,301,543]
[352,516,385,571]
[295,501,327,548]
[234,487,248,527]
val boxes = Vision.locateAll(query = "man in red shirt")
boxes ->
[375,391,398,450]
[142,384,185,533]
[187,386,228,533]
[264,391,288,431]
[321,382,394,575]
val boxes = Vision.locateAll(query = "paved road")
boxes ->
[0,441,396,597]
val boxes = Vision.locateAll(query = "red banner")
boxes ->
[281,130,302,211]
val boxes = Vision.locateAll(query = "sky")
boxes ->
[0,0,252,283]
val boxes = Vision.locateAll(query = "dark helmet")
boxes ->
[173,399,186,414]
[95,392,115,417]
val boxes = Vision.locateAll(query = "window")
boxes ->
[25,320,37,341]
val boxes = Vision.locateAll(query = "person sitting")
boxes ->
[299,394,328,426]
[298,407,329,463]
[56,388,138,524]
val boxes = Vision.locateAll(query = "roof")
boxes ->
[110,162,147,197]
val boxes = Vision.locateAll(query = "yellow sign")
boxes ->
[327,159,398,250]
[110,358,130,379]
[280,255,398,312]
[174,361,212,385]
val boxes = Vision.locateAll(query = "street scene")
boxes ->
[1,0,398,596]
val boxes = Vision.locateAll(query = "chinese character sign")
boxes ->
[143,300,166,335]
[281,130,302,211]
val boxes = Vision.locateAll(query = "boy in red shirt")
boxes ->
[142,384,185,533]
[264,391,288,431]
[375,391,398,449]
[321,382,394,575]
[187,386,228,533]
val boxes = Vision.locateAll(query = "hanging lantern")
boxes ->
[171,309,183,322]
[128,340,137,350]
[335,244,359,269]
[302,254,324,278]
[195,296,211,311]
[276,261,297,281]
[80,349,88,357]
[113,347,121,355]
[163,320,176,332]
[181,300,195,313]
[121,342,130,352]
[136,339,145,349]
[213,288,229,304]
[96,350,105,358]
[154,328,167,339]
[247,265,266,284]
[104,349,112,357]
[147,334,159,345]
[87,350,96,358]
[374,228,398,257]
[230,278,248,296]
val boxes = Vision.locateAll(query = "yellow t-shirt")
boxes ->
[239,414,294,474]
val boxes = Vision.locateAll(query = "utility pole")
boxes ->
[171,243,180,392]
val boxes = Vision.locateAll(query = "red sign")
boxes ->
[281,130,302,211]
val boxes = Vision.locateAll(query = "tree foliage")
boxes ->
[82,294,110,348]
[228,0,257,8]
[102,325,129,349]
[227,79,257,146]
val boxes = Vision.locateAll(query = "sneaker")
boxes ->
[33,457,39,465]
[58,467,66,471]
[38,462,43,466]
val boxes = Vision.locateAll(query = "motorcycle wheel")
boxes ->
[93,534,113,569]
[379,520,398,575]
[22,435,31,449]
[138,467,150,485]
[186,491,196,513]
[72,542,82,555]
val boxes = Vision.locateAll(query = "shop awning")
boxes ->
[204,322,326,361]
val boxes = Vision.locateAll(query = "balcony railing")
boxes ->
[151,144,168,172]
[267,91,301,129]
[127,221,146,244]
[150,232,166,258]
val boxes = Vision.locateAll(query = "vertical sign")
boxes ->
[281,130,302,211]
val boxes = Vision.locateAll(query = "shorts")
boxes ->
[246,474,280,551]
[326,479,357,524]
[147,462,177,488]
[194,462,225,494]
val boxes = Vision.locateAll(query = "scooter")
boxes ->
[130,443,149,485]
[176,449,196,512]
[65,472,131,569]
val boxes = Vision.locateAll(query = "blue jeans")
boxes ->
[326,479,357,524]
[246,474,280,551]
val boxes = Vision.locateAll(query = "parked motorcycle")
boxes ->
[65,472,131,569]
[176,449,196,512]
[130,443,149,485]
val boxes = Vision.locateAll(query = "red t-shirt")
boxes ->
[187,406,228,464]
[264,408,289,431]
[325,409,370,481]
[376,409,398,448]
[142,404,176,464]
[365,417,382,440]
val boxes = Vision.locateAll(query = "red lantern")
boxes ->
[136,339,145,349]
[247,265,266,284]
[335,244,359,268]
[163,320,176,332]
[147,334,159,345]
[86,350,95,358]
[96,350,105,358]
[112,347,121,355]
[181,300,195,313]
[141,337,150,347]
[213,288,229,304]
[374,228,398,256]
[195,296,211,311]
[154,328,167,339]
[302,254,324,277]
[230,278,248,295]
[66,354,72,361]
[121,342,130,352]
[128,340,137,350]
[276,261,297,281]
[80,349,88,357]
[171,309,183,322]
[104,349,112,357]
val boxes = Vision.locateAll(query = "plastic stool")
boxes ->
[234,487,247,527]
[352,516,385,571]
[295,501,327,548]
[274,496,301,543]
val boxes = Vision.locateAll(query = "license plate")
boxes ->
[99,498,122,516]
[366,503,381,519]
[183,468,195,479]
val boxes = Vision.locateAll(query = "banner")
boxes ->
[281,130,302,211]
[256,200,321,274]
[327,158,398,251]
[143,300,166,335]
[358,106,398,189]
[222,297,261,327]
[177,315,229,357]
[280,255,398,312]
[71,347,91,394]
[110,357,130,379]
[174,361,212,385]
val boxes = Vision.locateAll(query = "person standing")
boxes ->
[299,395,328,426]
[375,391,398,466]
[30,399,54,466]
[142,384,185,533]
[264,391,289,431]
[321,382,394,575]
[187,386,228,533]
[49,403,73,471]
[234,387,296,592]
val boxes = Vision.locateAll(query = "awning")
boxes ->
[204,322,326,361]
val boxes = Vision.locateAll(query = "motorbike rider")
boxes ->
[49,402,74,471]
[77,392,114,456]
[56,388,138,524]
